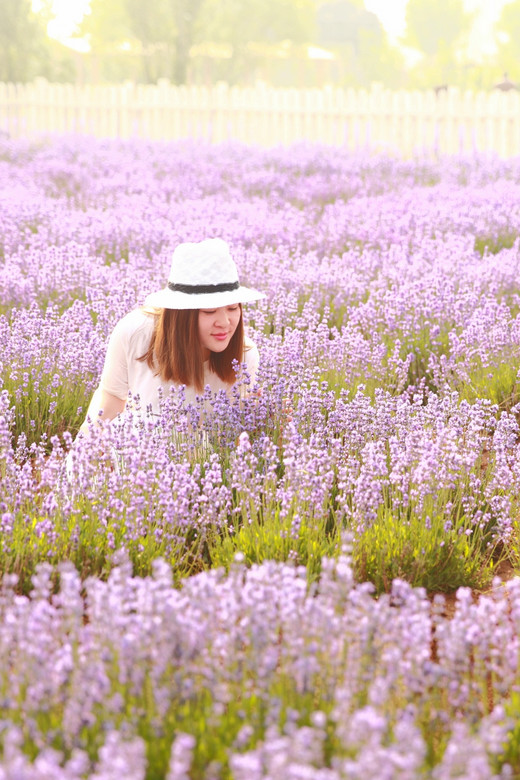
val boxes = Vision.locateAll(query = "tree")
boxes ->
[0,0,53,81]
[316,0,379,48]
[81,0,174,82]
[166,0,206,84]
[124,0,174,82]
[404,0,471,58]
[496,0,520,82]
[80,0,136,80]
[315,0,403,87]
[497,0,520,52]
[79,0,319,84]
[81,0,206,83]
[81,0,134,46]
[198,0,315,83]
[201,0,313,46]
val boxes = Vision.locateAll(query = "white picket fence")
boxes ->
[1,78,519,157]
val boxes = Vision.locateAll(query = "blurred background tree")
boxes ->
[0,0,46,81]
[403,0,473,87]
[79,0,318,84]
[80,0,138,81]
[187,0,315,84]
[405,0,471,56]
[2,0,515,89]
[316,0,404,86]
[80,0,173,82]
[0,0,74,81]
[122,0,172,82]
[495,0,520,84]
[168,0,206,84]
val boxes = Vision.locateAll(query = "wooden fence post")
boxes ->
[0,81,518,157]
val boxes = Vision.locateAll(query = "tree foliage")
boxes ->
[0,0,404,87]
[315,0,403,88]
[316,0,381,48]
[77,0,404,86]
[80,0,317,83]
[83,0,203,83]
[404,0,472,57]
[81,0,171,81]
[81,0,135,49]
[497,0,520,45]
[496,0,520,73]
[0,0,51,81]
[195,0,315,84]
[166,0,207,84]
[200,0,314,46]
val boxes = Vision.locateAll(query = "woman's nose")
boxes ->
[214,308,229,326]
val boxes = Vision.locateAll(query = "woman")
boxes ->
[79,238,265,434]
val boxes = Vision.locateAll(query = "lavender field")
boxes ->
[2,136,520,777]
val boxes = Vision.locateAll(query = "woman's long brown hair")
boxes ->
[138,306,244,392]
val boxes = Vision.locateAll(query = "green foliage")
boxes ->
[211,506,341,584]
[80,0,316,84]
[80,0,172,83]
[355,28,405,89]
[316,0,382,49]
[495,691,520,774]
[314,0,406,88]
[194,0,316,85]
[0,564,502,777]
[474,232,518,257]
[352,505,497,595]
[349,434,502,595]
[458,360,520,411]
[6,410,505,599]
[81,0,206,83]
[167,0,208,84]
[0,496,212,596]
[80,0,135,49]
[404,0,472,58]
[0,0,51,82]
[1,654,339,779]
[1,365,92,449]
[201,0,315,47]
[496,0,520,71]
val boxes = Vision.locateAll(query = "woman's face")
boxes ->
[198,304,241,359]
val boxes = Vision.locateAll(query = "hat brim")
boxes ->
[144,285,265,310]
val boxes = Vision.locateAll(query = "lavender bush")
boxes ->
[2,136,520,774]
[0,553,518,778]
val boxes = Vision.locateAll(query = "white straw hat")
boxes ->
[144,238,265,310]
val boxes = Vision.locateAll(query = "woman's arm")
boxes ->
[79,388,126,435]
[65,389,126,482]
[78,314,133,436]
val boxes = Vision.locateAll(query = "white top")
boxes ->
[87,308,260,422]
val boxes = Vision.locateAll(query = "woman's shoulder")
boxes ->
[244,334,257,351]
[243,334,259,367]
[109,308,156,349]
[114,308,155,333]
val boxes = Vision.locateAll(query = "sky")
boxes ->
[38,0,511,59]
